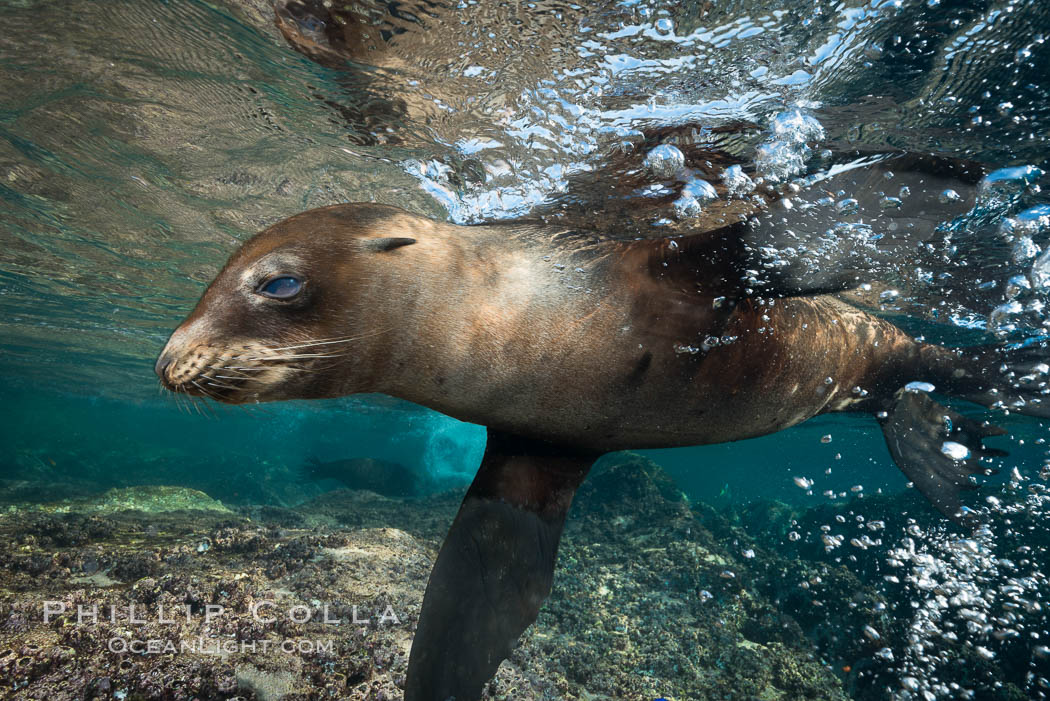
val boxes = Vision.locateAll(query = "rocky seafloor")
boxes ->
[0,453,1046,701]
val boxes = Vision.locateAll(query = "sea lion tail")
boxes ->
[912,340,1050,418]
[877,388,1005,521]
[404,430,597,701]
[954,341,1050,419]
[877,339,1050,520]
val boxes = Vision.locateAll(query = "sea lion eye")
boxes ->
[257,276,303,299]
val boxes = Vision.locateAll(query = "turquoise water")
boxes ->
[3,0,1049,503]
[4,0,1050,698]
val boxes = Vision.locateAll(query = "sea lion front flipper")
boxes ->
[877,388,1005,520]
[404,431,597,701]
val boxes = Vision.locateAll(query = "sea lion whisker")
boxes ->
[261,328,392,353]
[208,363,251,373]
[306,358,353,373]
[205,380,240,391]
[191,380,219,401]
[261,333,357,349]
[189,380,209,395]
[263,337,359,351]
[203,401,221,419]
[199,399,219,419]
[198,369,246,391]
[175,388,194,415]
[242,352,345,361]
[207,364,257,377]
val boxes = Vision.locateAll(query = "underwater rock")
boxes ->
[0,479,100,506]
[515,452,847,700]
[15,453,1038,699]
[296,487,461,541]
[0,453,863,699]
[13,485,232,515]
[235,664,300,700]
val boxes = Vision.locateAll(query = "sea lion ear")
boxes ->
[363,237,417,252]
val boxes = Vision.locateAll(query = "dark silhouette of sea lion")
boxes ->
[304,456,420,497]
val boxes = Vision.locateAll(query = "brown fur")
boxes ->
[157,203,940,452]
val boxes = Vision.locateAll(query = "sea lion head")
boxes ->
[155,203,420,404]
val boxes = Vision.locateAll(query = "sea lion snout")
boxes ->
[155,323,253,401]
[156,203,427,404]
[155,325,335,404]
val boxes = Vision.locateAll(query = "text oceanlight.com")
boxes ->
[108,637,335,655]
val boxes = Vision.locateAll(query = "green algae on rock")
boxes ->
[9,485,232,516]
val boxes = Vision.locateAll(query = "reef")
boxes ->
[9,452,1026,700]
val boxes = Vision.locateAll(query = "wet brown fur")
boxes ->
[157,203,952,453]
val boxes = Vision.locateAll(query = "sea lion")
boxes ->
[304,456,421,497]
[156,152,1049,699]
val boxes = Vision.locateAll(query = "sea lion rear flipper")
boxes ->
[877,388,1004,521]
[952,341,1050,420]
[405,430,597,701]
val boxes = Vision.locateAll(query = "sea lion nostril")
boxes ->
[154,355,172,380]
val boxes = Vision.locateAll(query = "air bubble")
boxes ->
[836,198,860,215]
[683,178,717,202]
[673,195,702,219]
[754,109,824,182]
[988,300,1023,334]
[1003,205,1050,239]
[940,441,971,460]
[722,165,755,197]
[654,18,674,33]
[1011,236,1039,263]
[643,144,685,179]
